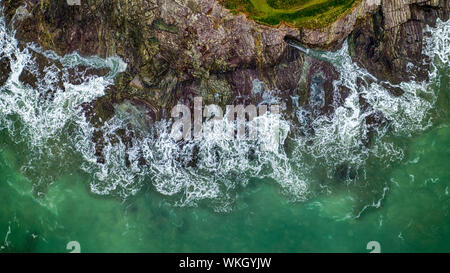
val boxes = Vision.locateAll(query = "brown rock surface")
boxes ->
[348,0,449,83]
[1,0,448,120]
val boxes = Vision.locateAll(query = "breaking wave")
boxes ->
[0,3,448,213]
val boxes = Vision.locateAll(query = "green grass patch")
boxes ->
[267,0,313,10]
[219,0,358,29]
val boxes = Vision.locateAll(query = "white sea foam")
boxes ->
[292,19,448,183]
[73,109,299,207]
[424,19,450,65]
[0,10,126,148]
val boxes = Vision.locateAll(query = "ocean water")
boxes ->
[0,6,449,252]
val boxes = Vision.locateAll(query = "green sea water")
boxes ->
[0,123,449,252]
[0,9,449,252]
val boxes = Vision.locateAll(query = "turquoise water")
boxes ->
[0,8,449,252]
[0,125,449,252]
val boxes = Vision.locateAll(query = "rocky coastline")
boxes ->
[1,0,448,137]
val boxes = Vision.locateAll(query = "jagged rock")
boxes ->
[348,0,449,83]
[1,0,447,124]
[19,68,38,89]
[0,55,11,86]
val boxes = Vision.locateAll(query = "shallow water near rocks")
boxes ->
[0,8,448,252]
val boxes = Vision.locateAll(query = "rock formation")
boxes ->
[1,0,448,123]
[349,0,449,84]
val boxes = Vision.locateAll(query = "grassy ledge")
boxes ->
[219,0,359,29]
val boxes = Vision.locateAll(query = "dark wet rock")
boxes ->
[81,95,117,128]
[1,0,366,122]
[67,66,110,85]
[309,73,326,110]
[19,68,38,88]
[4,0,447,91]
[0,56,11,86]
[380,82,405,97]
[290,56,341,127]
[92,129,106,164]
[306,58,340,116]
[17,50,67,100]
[1,0,447,146]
